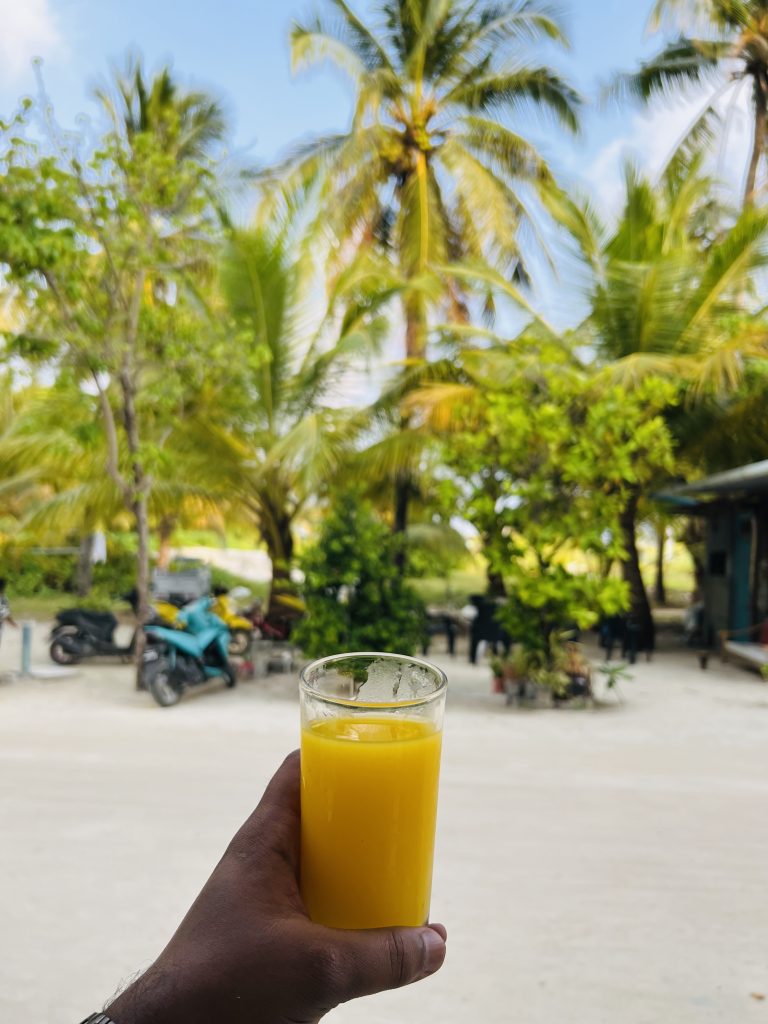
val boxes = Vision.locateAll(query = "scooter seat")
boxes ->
[57,609,118,639]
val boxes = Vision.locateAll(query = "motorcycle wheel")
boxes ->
[50,638,81,665]
[146,657,183,708]
[228,629,251,657]
[224,661,237,688]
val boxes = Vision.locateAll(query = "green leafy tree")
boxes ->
[0,378,43,536]
[294,490,426,658]
[446,354,677,657]
[614,0,768,205]
[0,380,227,595]
[565,154,768,627]
[0,91,224,676]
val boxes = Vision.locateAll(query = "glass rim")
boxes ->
[300,651,448,709]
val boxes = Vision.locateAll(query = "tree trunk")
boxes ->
[654,525,667,607]
[487,568,506,598]
[119,367,151,689]
[745,72,767,207]
[620,489,655,647]
[264,509,295,621]
[133,493,151,686]
[157,516,175,569]
[394,473,410,577]
[76,534,94,598]
[683,517,707,597]
[391,294,425,578]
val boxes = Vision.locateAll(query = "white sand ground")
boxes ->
[1,622,767,1024]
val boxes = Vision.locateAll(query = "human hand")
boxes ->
[106,751,447,1024]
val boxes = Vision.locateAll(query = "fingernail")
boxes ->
[420,927,447,977]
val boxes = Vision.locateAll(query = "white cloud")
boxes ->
[0,0,64,84]
[584,87,753,216]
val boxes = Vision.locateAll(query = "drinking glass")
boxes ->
[299,652,447,929]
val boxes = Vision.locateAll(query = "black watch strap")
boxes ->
[79,1015,115,1024]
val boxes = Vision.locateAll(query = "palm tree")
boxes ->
[280,0,579,343]
[568,154,768,634]
[0,384,227,596]
[614,0,768,206]
[95,55,227,162]
[263,0,580,545]
[0,378,43,536]
[183,228,387,617]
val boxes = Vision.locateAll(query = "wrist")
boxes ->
[106,963,196,1024]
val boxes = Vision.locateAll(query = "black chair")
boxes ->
[469,595,511,664]
[599,613,654,664]
[422,611,458,657]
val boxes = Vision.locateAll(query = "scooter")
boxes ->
[140,596,236,707]
[50,594,138,665]
[49,592,180,665]
[244,593,305,642]
[211,586,255,657]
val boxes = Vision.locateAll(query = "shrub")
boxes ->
[1,537,138,604]
[1,546,75,596]
[294,491,426,660]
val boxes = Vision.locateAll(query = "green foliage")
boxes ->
[294,491,426,659]
[1,539,136,603]
[0,72,228,639]
[567,155,768,395]
[447,352,676,661]
[272,0,582,362]
[405,520,468,578]
[176,225,391,616]
[614,0,768,206]
[208,568,268,601]
[1,547,74,597]
[599,662,633,692]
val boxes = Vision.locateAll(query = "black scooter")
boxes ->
[50,593,138,665]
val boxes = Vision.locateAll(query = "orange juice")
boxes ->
[300,716,443,929]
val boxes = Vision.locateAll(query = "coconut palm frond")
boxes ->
[446,66,582,132]
[608,38,729,106]
[406,520,467,558]
[292,21,369,81]
[403,381,481,431]
[358,427,433,483]
[459,0,569,59]
[438,260,557,336]
[597,352,687,389]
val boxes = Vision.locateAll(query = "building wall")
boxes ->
[703,502,768,640]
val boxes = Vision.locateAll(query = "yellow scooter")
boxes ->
[152,599,186,628]
[211,586,254,657]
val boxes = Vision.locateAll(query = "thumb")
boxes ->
[327,924,447,1004]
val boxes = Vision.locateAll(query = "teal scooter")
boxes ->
[140,596,236,707]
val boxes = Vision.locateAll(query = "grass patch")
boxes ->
[410,572,487,606]
[11,593,102,620]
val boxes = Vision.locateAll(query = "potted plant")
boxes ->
[489,656,505,695]
[559,641,593,704]
[598,661,633,702]
[502,646,534,705]
[517,637,593,707]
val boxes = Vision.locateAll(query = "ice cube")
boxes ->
[359,658,400,701]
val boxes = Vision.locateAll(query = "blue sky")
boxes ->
[0,0,752,327]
